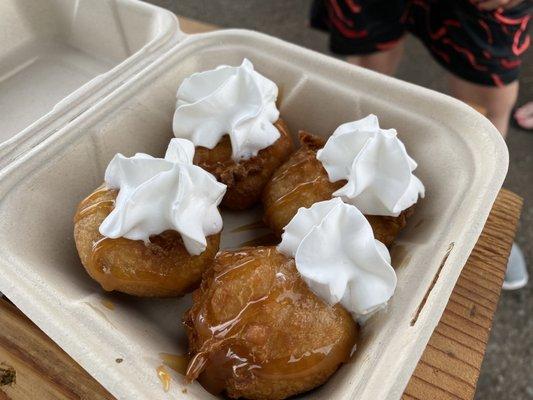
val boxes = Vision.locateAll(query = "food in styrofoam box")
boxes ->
[73,139,226,297]
[174,58,294,210]
[0,30,507,400]
[73,53,417,395]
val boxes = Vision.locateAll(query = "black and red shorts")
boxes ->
[311,0,532,86]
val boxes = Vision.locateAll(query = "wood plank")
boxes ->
[0,299,114,400]
[402,189,523,400]
[178,16,218,34]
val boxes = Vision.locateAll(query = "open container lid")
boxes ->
[0,0,184,169]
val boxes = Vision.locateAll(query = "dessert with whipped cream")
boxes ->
[73,139,226,297]
[70,57,424,397]
[184,199,395,399]
[263,114,424,246]
[278,198,397,318]
[173,59,294,210]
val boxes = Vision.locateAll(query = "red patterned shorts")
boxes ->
[311,0,531,86]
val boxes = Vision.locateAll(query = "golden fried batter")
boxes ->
[184,247,357,400]
[366,208,414,247]
[73,186,220,297]
[262,132,413,247]
[262,133,341,235]
[194,119,294,210]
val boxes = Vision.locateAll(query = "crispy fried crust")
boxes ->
[194,119,294,210]
[73,187,220,297]
[262,132,413,246]
[262,132,341,235]
[366,207,415,248]
[184,247,358,400]
[262,132,342,236]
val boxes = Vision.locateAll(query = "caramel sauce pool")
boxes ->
[160,353,189,375]
[153,354,189,393]
[156,365,172,392]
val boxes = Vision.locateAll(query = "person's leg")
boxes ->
[406,1,530,290]
[405,1,530,138]
[447,73,527,288]
[346,39,405,76]
[310,0,407,75]
[448,75,519,137]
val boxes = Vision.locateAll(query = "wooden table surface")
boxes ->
[402,189,522,400]
[0,18,524,400]
[0,189,522,400]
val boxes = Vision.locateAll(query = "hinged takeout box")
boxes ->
[0,0,183,169]
[0,2,508,400]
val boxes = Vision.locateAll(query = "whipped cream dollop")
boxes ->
[172,59,280,161]
[99,139,227,255]
[316,114,425,217]
[277,198,397,319]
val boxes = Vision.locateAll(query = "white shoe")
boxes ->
[503,243,529,290]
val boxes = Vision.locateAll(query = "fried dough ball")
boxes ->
[366,208,414,248]
[184,246,357,400]
[262,133,341,235]
[194,119,294,210]
[73,186,220,297]
[262,132,413,247]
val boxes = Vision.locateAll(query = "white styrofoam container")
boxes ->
[0,30,508,400]
[0,0,182,169]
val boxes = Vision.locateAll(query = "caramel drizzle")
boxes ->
[270,157,309,183]
[210,294,270,338]
[89,237,131,289]
[159,353,189,375]
[264,151,330,222]
[75,185,107,211]
[91,237,114,262]
[74,187,127,291]
[185,352,208,383]
[186,251,277,382]
[213,253,264,283]
[89,237,116,291]
[156,365,172,392]
[74,200,115,224]
[230,220,267,233]
[185,248,351,388]
[264,176,325,222]
[73,185,115,224]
